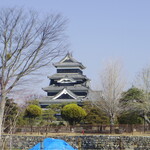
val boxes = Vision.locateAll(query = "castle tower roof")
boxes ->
[53,53,86,69]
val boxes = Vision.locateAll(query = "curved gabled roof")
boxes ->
[53,53,86,69]
[53,88,78,100]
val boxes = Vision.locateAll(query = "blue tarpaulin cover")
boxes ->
[29,138,77,150]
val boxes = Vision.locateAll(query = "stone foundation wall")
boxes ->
[2,135,150,150]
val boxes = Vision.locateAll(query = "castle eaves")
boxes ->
[53,62,86,69]
[48,73,88,80]
[42,85,89,92]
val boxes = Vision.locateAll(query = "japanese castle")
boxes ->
[39,53,91,108]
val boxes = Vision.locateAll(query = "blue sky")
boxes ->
[1,0,150,94]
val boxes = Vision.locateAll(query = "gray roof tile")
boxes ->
[43,85,89,92]
[53,53,85,69]
[48,73,88,79]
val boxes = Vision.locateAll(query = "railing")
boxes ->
[9,124,150,135]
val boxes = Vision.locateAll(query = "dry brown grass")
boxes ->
[8,131,150,137]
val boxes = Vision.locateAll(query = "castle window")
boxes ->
[57,69,82,74]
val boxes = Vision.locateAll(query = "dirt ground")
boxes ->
[11,131,150,137]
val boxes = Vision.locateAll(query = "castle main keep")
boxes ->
[39,53,91,108]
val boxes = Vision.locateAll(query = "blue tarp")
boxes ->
[29,138,77,150]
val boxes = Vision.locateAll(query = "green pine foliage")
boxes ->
[118,111,143,124]
[25,104,42,118]
[61,104,87,125]
[121,87,144,103]
[118,87,144,124]
[83,102,109,124]
[42,108,56,123]
[84,108,109,124]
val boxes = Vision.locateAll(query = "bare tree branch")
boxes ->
[133,66,150,123]
[93,60,126,126]
[0,7,68,139]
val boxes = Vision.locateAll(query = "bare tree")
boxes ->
[134,66,150,124]
[0,7,67,139]
[94,60,125,131]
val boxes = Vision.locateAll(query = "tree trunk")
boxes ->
[0,92,7,150]
[144,114,150,124]
[143,114,150,131]
[110,115,115,134]
[0,93,6,138]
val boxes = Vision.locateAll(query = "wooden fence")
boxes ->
[11,124,150,135]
